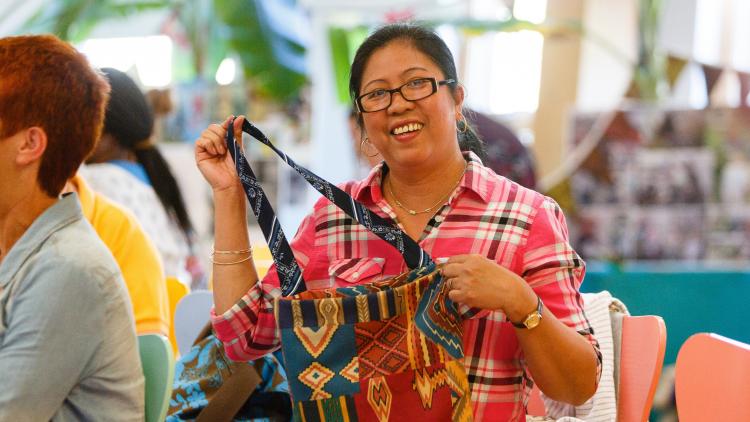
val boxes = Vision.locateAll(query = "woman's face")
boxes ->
[358,40,463,170]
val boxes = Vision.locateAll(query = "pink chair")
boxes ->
[526,315,666,422]
[675,333,750,422]
[617,315,666,422]
[526,383,546,416]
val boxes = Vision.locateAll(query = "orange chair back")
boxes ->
[675,333,750,422]
[252,242,274,279]
[617,315,666,422]
[206,243,272,291]
[166,276,190,355]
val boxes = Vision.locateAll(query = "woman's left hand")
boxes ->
[441,254,536,318]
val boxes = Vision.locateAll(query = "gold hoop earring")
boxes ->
[457,114,468,133]
[360,137,380,158]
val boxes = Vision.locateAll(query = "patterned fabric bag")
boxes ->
[168,322,291,421]
[227,119,476,421]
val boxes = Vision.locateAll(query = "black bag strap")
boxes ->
[226,118,432,296]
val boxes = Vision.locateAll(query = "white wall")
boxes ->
[0,0,46,36]
[575,0,638,112]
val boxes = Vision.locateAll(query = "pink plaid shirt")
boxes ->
[212,153,601,421]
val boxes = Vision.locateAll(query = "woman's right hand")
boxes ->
[195,116,246,192]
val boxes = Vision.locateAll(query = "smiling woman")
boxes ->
[351,37,467,234]
[196,23,601,422]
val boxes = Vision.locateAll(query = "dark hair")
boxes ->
[458,119,487,162]
[100,67,194,242]
[0,35,110,196]
[350,23,459,115]
[348,23,484,159]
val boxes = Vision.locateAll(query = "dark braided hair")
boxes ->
[100,67,194,244]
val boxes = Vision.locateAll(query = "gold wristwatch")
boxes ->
[511,296,543,330]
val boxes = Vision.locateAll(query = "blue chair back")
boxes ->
[174,290,214,356]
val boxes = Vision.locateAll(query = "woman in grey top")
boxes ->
[0,35,144,421]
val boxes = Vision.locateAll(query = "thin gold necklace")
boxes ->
[387,162,467,216]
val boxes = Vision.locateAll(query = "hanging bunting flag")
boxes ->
[710,70,741,108]
[607,110,641,143]
[544,178,576,214]
[737,71,750,108]
[701,64,724,104]
[384,9,415,23]
[624,107,664,143]
[666,55,688,89]
[625,77,640,98]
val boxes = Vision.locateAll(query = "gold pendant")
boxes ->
[408,210,416,215]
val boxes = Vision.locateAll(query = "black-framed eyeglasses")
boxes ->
[355,77,456,113]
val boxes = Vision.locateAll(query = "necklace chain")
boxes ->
[387,162,467,216]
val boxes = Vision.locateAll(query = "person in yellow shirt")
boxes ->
[65,174,170,336]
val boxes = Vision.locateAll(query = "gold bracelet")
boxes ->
[210,254,253,265]
[212,245,253,255]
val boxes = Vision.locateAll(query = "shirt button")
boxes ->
[352,271,360,279]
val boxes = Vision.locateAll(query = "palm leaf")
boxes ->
[213,0,306,102]
[23,0,170,42]
[21,0,307,103]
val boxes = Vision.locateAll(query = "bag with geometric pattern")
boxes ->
[227,119,476,421]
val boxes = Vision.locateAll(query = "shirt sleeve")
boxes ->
[521,197,603,385]
[0,260,107,419]
[211,210,318,361]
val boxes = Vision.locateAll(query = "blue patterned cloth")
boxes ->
[168,332,290,421]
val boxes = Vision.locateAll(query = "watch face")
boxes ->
[524,313,542,329]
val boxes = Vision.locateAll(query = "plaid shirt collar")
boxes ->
[351,151,493,205]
